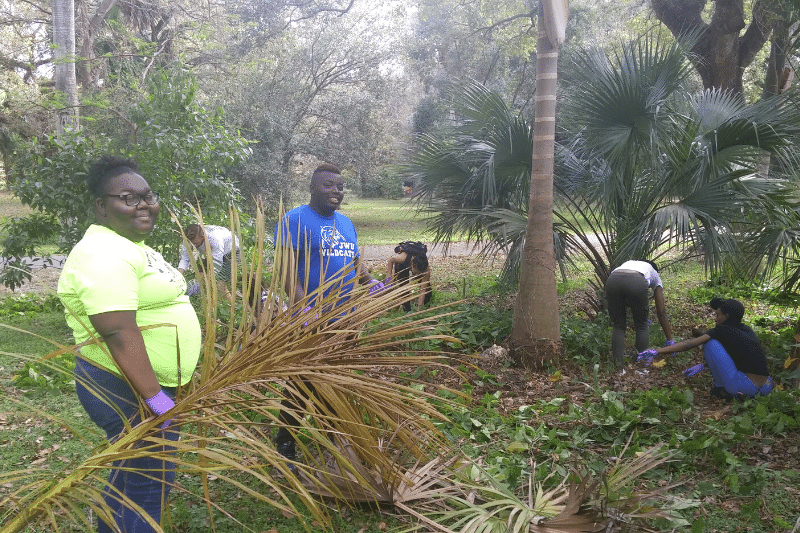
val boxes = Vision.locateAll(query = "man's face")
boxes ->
[309,171,344,216]
[713,307,728,325]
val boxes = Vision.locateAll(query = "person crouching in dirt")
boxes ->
[637,297,773,400]
[605,259,674,372]
[387,243,432,312]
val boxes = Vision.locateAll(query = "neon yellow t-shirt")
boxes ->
[57,224,201,387]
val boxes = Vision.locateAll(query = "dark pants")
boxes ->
[75,358,179,533]
[605,270,650,368]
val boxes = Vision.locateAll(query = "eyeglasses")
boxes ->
[103,192,160,206]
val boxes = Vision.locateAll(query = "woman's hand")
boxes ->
[145,390,175,429]
[368,279,387,296]
[637,349,659,366]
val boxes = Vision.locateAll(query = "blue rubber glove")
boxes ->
[637,349,659,366]
[368,280,387,296]
[144,390,175,429]
[683,363,705,377]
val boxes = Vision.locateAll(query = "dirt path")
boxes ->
[0,242,489,297]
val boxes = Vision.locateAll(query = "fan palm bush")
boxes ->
[404,32,800,298]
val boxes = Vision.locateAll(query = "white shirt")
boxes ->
[177,225,239,272]
[614,260,663,289]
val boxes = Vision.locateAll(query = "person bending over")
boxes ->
[387,247,431,312]
[177,223,240,300]
[605,259,674,372]
[638,297,773,400]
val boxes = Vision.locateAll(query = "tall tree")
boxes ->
[651,0,775,94]
[52,0,79,131]
[507,0,567,366]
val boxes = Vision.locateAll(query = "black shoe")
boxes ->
[276,440,296,461]
[276,440,299,476]
[711,386,734,401]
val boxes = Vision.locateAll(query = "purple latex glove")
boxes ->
[368,280,387,296]
[665,339,680,356]
[301,305,318,327]
[683,363,705,377]
[637,349,659,366]
[144,390,175,429]
[186,279,200,297]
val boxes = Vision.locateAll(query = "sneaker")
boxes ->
[710,386,734,401]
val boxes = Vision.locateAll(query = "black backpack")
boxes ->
[394,241,428,257]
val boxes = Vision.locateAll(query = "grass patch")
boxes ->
[0,191,34,219]
[338,198,435,245]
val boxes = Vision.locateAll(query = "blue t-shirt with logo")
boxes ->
[274,205,359,307]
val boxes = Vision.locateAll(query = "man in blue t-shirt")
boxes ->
[273,163,383,469]
[275,165,368,309]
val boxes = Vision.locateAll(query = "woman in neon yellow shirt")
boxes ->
[57,155,201,533]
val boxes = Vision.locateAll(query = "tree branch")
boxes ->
[469,11,535,38]
[739,0,774,67]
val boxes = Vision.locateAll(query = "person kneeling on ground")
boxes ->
[637,297,773,400]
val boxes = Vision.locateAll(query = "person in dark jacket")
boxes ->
[637,297,773,399]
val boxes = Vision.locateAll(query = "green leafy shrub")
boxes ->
[2,68,250,289]
[449,303,512,352]
[12,352,76,397]
[359,167,402,199]
[560,314,611,363]
[0,293,63,319]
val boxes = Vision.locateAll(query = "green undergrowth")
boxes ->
[3,265,800,531]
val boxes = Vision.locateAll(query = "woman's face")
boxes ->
[96,172,159,242]
[713,307,728,326]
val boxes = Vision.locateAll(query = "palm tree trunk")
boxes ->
[508,1,561,367]
[53,0,79,132]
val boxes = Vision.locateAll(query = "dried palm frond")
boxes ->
[1,202,465,533]
[596,439,696,531]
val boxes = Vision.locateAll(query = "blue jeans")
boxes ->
[704,340,774,398]
[75,358,179,533]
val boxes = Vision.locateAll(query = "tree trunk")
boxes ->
[76,0,118,89]
[53,0,79,132]
[507,1,561,368]
[651,0,774,94]
[762,6,789,99]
